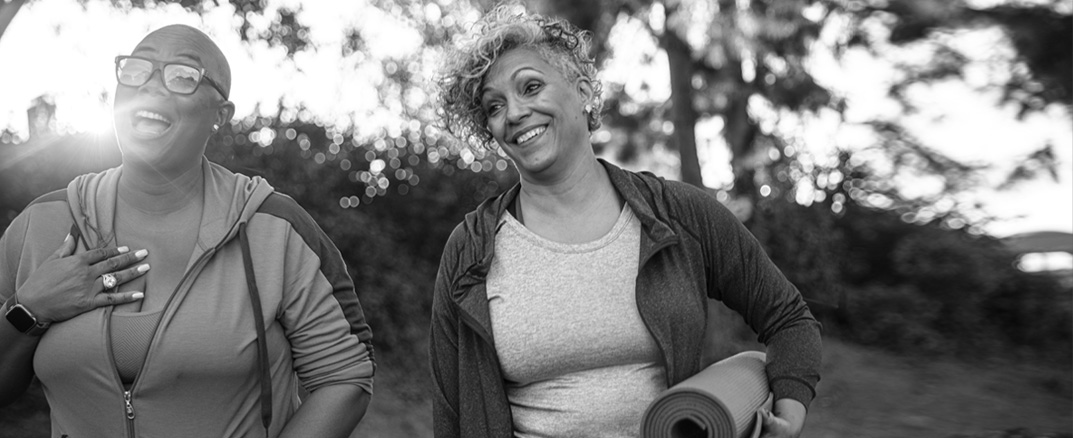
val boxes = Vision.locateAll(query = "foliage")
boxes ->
[828,201,1072,361]
[747,195,845,310]
[0,0,1069,388]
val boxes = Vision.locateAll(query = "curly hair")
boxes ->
[437,4,604,149]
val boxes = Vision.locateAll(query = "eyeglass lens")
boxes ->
[117,58,203,94]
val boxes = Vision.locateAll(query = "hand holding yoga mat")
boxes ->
[641,351,773,438]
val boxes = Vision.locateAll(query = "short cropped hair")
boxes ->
[437,4,603,149]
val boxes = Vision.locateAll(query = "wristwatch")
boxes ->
[4,296,50,336]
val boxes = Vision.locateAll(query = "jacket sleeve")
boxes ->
[429,222,465,438]
[0,211,31,303]
[676,184,822,408]
[272,203,375,395]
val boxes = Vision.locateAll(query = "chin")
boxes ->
[514,154,559,178]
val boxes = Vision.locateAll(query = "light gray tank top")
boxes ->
[110,310,163,385]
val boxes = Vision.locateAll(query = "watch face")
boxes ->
[5,305,37,332]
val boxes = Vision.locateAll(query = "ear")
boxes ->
[215,100,236,128]
[575,76,594,107]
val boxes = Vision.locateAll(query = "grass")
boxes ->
[804,337,1071,438]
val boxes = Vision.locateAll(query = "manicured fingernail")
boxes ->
[118,246,129,253]
[137,264,150,273]
[135,249,148,258]
[132,292,144,300]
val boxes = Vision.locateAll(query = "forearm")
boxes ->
[279,384,370,438]
[0,301,41,406]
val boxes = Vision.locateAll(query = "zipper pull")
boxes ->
[123,390,135,420]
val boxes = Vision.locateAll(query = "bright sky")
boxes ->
[1,0,1070,238]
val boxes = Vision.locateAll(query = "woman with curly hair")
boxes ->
[430,5,821,438]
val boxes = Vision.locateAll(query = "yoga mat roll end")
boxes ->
[641,351,772,438]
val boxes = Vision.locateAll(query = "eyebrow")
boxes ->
[481,67,543,97]
[176,53,203,64]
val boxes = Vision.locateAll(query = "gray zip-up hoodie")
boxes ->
[430,160,821,437]
[0,159,374,437]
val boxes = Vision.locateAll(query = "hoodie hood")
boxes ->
[66,157,274,255]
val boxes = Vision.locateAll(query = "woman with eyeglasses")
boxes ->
[0,24,374,437]
[430,6,821,438]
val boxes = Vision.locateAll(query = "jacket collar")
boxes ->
[453,158,680,338]
[65,157,274,259]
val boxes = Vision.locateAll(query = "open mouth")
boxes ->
[131,110,173,136]
[515,126,546,145]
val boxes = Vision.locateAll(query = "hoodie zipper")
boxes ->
[123,390,136,438]
[107,228,240,437]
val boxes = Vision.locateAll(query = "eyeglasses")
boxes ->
[115,55,228,99]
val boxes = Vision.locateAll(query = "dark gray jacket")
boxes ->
[429,160,821,438]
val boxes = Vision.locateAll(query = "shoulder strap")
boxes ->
[239,223,272,437]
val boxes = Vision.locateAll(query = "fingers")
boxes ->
[49,234,76,260]
[88,248,148,276]
[760,409,775,426]
[91,291,145,309]
[78,246,129,267]
[758,409,776,438]
[96,262,151,292]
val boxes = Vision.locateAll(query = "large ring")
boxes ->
[101,273,118,290]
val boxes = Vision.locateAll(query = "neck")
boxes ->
[517,156,619,219]
[118,159,204,216]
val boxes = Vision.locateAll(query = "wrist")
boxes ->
[774,398,807,432]
[4,295,51,336]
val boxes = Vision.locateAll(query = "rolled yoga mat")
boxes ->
[640,350,773,438]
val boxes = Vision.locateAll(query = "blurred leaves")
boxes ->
[846,0,1072,111]
[1000,144,1060,190]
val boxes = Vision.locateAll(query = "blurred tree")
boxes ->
[542,0,835,195]
[847,0,1072,110]
[1,0,1069,365]
[0,0,27,43]
[527,0,1069,231]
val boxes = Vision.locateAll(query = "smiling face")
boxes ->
[113,25,233,176]
[481,48,593,179]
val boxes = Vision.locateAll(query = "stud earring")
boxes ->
[584,104,592,114]
[212,124,219,133]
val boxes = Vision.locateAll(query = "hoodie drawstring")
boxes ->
[239,223,272,438]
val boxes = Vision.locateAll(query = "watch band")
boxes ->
[4,295,50,336]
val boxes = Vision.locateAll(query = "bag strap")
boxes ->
[239,223,272,437]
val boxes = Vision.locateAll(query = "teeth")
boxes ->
[517,126,545,144]
[135,110,171,124]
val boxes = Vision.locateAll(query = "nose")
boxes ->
[504,97,529,125]
[138,69,169,97]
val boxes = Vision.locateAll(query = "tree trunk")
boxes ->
[661,25,703,187]
[725,91,758,197]
[0,0,28,43]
